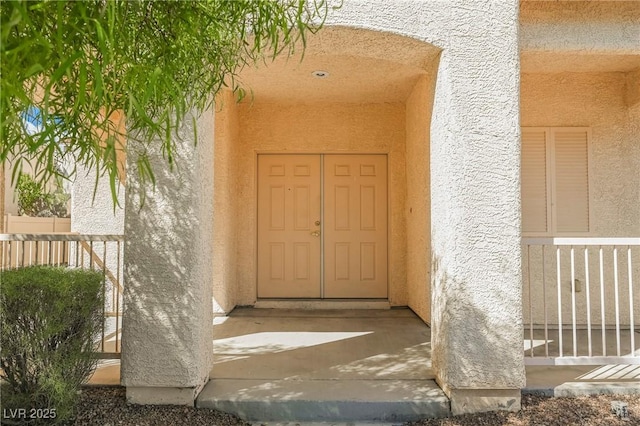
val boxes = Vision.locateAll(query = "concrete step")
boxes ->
[196,379,450,423]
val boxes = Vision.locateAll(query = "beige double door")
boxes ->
[258,154,388,299]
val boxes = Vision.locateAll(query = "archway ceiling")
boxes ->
[237,27,440,104]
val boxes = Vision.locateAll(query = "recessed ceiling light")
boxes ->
[312,70,329,78]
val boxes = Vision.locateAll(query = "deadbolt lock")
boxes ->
[315,220,321,226]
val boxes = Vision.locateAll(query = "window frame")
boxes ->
[521,126,593,238]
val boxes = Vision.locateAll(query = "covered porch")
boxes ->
[199,308,446,422]
[87,306,639,422]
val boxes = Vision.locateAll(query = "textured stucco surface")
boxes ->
[52,0,640,410]
[71,167,125,235]
[521,72,640,238]
[520,1,640,54]
[238,26,438,104]
[232,102,408,306]
[317,0,526,394]
[121,109,214,397]
[428,3,525,391]
[212,91,240,314]
[521,72,640,326]
[3,163,18,216]
[405,73,436,325]
[627,68,640,108]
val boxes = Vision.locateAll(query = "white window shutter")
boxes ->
[553,129,589,233]
[521,129,549,233]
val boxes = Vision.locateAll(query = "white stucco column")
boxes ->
[429,4,525,416]
[121,109,214,405]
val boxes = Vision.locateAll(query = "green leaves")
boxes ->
[1,266,104,422]
[1,0,328,204]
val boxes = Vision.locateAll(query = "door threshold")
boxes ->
[254,299,391,310]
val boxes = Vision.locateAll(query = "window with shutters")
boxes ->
[521,127,591,236]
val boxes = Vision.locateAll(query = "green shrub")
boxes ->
[0,266,104,424]
[16,174,70,218]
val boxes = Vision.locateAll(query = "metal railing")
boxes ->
[522,237,640,365]
[0,233,124,359]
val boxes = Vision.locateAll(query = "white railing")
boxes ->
[522,237,640,365]
[0,233,124,359]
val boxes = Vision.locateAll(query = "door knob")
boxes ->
[310,230,321,237]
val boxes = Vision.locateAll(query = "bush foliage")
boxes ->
[1,0,329,206]
[0,266,104,423]
[16,174,70,217]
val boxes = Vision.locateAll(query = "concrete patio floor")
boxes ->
[89,307,640,421]
[197,308,447,422]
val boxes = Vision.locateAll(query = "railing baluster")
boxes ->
[527,244,534,357]
[21,240,25,267]
[557,245,563,358]
[628,246,635,356]
[115,240,121,353]
[613,246,621,357]
[542,245,549,357]
[600,246,606,357]
[570,246,577,357]
[101,241,107,353]
[585,247,592,357]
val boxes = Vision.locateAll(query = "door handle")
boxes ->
[310,230,321,237]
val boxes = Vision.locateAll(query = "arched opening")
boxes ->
[212,26,440,324]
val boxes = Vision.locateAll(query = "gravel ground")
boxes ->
[409,393,640,426]
[67,387,639,426]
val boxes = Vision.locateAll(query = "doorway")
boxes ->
[257,154,388,299]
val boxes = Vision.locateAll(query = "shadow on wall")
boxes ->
[121,111,213,389]
[430,252,525,390]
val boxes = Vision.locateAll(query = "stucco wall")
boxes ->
[521,72,640,326]
[427,2,524,396]
[405,73,436,324]
[320,0,525,401]
[626,68,640,108]
[122,109,214,401]
[3,164,18,216]
[71,167,125,235]
[232,102,407,306]
[520,1,640,54]
[212,91,240,314]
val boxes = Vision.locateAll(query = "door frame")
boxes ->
[254,151,391,300]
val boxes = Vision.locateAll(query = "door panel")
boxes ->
[257,155,321,298]
[323,155,388,298]
[257,154,388,299]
